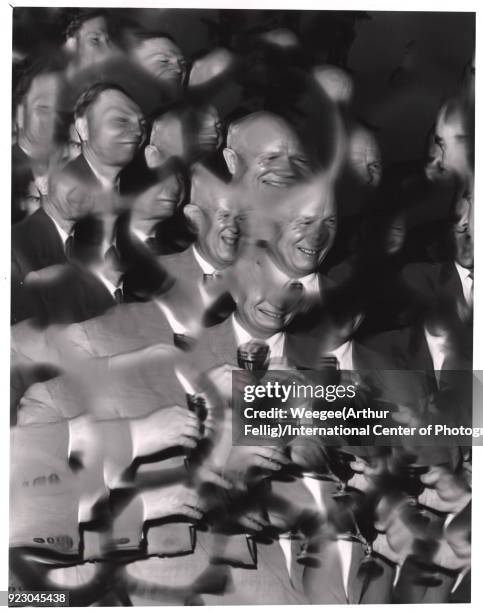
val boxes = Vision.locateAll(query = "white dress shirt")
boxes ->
[454,261,473,306]
[92,269,122,303]
[329,339,354,371]
[423,327,448,386]
[280,475,351,595]
[193,246,225,307]
[232,314,285,361]
[299,273,320,298]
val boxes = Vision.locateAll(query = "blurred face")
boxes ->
[384,213,406,256]
[196,201,242,268]
[48,170,95,221]
[75,16,112,67]
[272,188,336,276]
[19,181,41,216]
[19,73,62,152]
[134,170,185,221]
[452,196,473,269]
[235,253,305,337]
[426,109,472,181]
[84,89,145,167]
[349,128,382,187]
[131,37,186,93]
[66,124,81,162]
[197,105,223,153]
[229,116,313,189]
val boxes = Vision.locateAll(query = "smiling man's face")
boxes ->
[234,250,305,338]
[82,89,145,167]
[269,176,337,277]
[225,113,314,191]
[186,168,244,269]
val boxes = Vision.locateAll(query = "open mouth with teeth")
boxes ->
[258,308,285,320]
[221,234,238,247]
[297,246,321,258]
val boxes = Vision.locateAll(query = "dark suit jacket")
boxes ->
[401,260,467,318]
[12,144,35,224]
[30,263,118,326]
[11,208,66,324]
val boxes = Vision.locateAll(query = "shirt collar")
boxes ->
[328,339,353,371]
[454,261,473,283]
[192,245,217,275]
[299,273,319,295]
[92,269,122,298]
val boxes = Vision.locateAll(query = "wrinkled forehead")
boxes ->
[26,73,62,104]
[231,115,303,156]
[350,127,380,161]
[139,37,183,59]
[90,89,142,117]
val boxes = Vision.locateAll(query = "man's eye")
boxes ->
[326,217,337,227]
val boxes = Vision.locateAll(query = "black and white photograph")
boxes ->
[7,4,477,607]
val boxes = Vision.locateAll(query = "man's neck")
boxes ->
[194,244,227,273]
[82,146,122,186]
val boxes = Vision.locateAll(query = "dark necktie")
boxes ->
[64,234,74,260]
[173,333,196,352]
[113,287,123,305]
[145,236,158,254]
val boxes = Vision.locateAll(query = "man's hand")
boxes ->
[142,484,204,522]
[224,445,290,488]
[130,405,203,458]
[418,466,471,514]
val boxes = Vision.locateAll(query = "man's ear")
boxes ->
[75,116,89,143]
[64,36,77,54]
[144,144,163,169]
[183,203,202,234]
[223,147,239,176]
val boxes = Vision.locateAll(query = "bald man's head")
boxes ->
[223,111,314,190]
